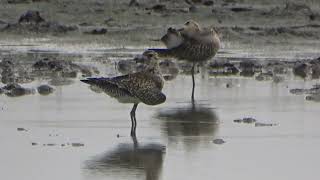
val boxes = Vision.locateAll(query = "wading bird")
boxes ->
[81,51,166,137]
[150,20,220,101]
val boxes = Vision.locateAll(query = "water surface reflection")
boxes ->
[84,137,166,180]
[156,102,219,150]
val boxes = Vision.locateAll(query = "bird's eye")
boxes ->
[148,54,153,58]
[185,21,190,25]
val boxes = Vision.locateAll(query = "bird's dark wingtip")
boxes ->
[148,48,169,52]
[80,79,90,84]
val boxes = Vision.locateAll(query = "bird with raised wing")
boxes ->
[81,50,166,137]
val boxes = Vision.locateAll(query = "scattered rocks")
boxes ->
[1,83,34,97]
[3,21,78,34]
[2,11,78,34]
[189,6,198,13]
[230,7,253,12]
[208,61,239,76]
[234,117,256,124]
[306,94,320,102]
[32,58,99,77]
[255,122,277,127]
[293,63,310,79]
[290,88,306,95]
[147,4,167,12]
[255,72,273,81]
[239,60,261,77]
[265,2,313,17]
[234,117,276,127]
[7,0,30,4]
[37,85,54,95]
[213,138,225,144]
[290,84,320,96]
[203,0,214,6]
[129,0,139,7]
[84,28,107,35]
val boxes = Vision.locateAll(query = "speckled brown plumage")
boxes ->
[153,21,220,63]
[150,20,220,101]
[81,51,166,137]
[82,70,165,105]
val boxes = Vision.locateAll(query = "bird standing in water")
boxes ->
[150,20,220,101]
[81,51,166,137]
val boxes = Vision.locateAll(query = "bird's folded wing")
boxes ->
[131,88,166,105]
[83,76,129,90]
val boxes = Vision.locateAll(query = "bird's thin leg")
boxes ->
[191,62,196,102]
[130,103,138,137]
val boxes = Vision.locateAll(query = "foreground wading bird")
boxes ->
[150,20,220,101]
[81,51,166,137]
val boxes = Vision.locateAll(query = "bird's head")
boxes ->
[142,50,159,61]
[142,50,162,74]
[183,20,201,32]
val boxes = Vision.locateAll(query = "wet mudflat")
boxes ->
[1,47,320,180]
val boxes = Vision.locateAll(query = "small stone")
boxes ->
[17,127,27,131]
[203,0,214,6]
[213,139,225,144]
[71,143,84,147]
[290,88,306,95]
[84,28,107,35]
[37,84,54,95]
[233,119,242,123]
[31,142,38,146]
[149,4,166,12]
[309,14,316,21]
[47,143,56,146]
[189,6,198,13]
[255,122,276,127]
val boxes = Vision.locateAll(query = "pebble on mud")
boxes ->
[71,143,84,147]
[84,28,107,35]
[233,117,256,124]
[17,127,27,131]
[213,139,225,144]
[37,85,54,95]
[46,143,56,146]
[255,122,277,127]
[306,94,320,102]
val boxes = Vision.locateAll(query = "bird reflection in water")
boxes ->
[84,137,166,180]
[156,102,219,150]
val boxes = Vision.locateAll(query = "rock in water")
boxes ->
[37,85,54,95]
[213,139,225,144]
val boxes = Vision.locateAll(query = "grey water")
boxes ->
[1,48,320,180]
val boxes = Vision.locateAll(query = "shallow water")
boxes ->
[1,49,320,180]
